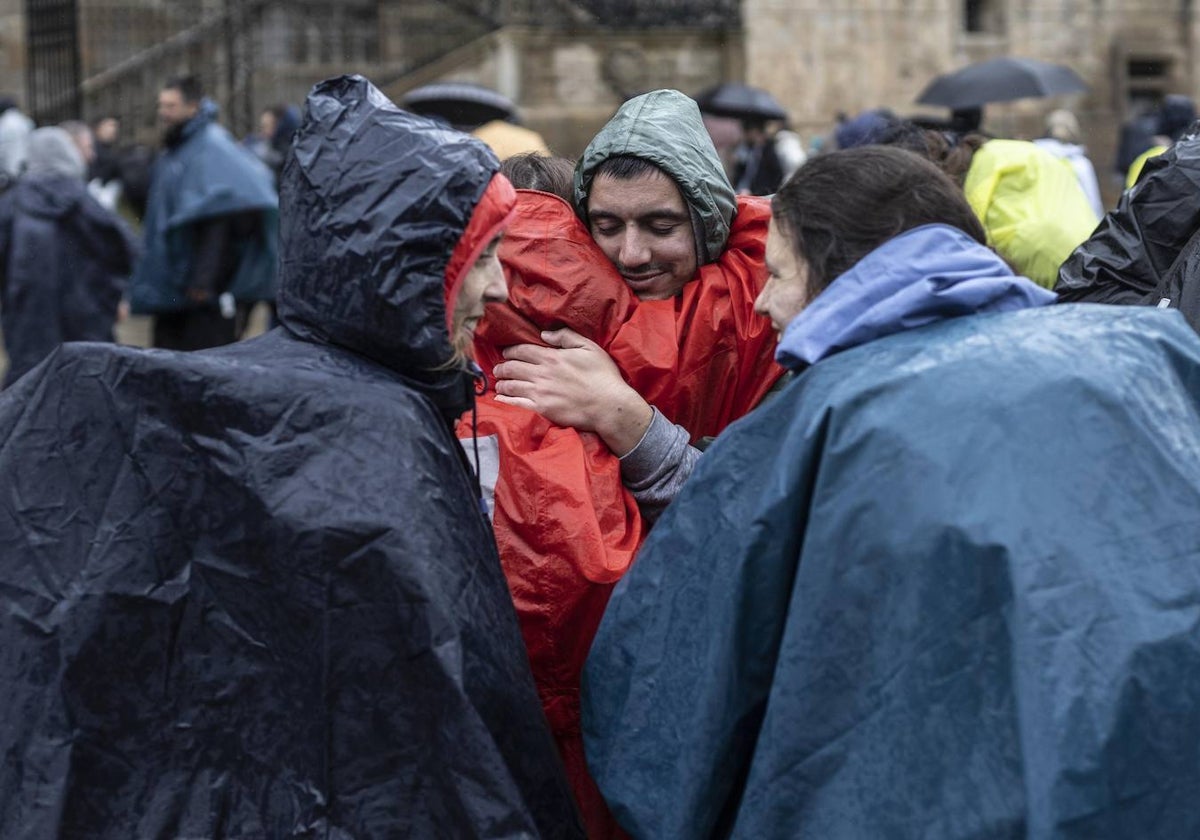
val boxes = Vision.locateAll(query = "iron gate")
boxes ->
[25,0,82,124]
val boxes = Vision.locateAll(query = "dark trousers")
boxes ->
[152,306,240,351]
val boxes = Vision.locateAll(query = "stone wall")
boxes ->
[383,26,741,157]
[0,0,24,103]
[2,0,1194,193]
[744,0,1198,202]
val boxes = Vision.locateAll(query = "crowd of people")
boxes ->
[0,70,1199,838]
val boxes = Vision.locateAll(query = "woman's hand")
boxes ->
[493,327,654,457]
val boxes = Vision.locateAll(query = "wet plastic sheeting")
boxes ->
[0,72,582,839]
[1057,122,1200,310]
[584,305,1200,839]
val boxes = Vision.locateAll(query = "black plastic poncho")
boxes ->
[0,75,581,839]
[1056,121,1200,331]
[0,175,136,387]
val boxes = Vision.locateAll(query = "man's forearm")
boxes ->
[592,387,655,458]
[619,408,701,525]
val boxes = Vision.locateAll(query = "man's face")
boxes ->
[157,88,198,130]
[587,168,698,300]
[258,110,277,141]
[754,217,812,334]
[95,118,118,145]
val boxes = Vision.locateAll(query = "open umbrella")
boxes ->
[916,57,1088,109]
[694,83,788,122]
[399,82,516,129]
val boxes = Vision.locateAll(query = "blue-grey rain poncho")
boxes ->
[584,224,1200,839]
[128,98,278,314]
[0,76,581,839]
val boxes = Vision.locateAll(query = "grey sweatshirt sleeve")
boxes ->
[618,407,702,525]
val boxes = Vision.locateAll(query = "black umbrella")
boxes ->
[399,82,516,129]
[694,83,788,122]
[916,57,1088,109]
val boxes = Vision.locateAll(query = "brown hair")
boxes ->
[771,146,988,299]
[499,153,576,201]
[870,121,989,186]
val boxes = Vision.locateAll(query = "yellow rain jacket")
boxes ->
[964,139,1100,288]
[1125,144,1169,190]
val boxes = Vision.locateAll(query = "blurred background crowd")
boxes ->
[0,0,1195,376]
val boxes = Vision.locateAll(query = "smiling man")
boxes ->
[584,156,697,300]
[494,89,783,522]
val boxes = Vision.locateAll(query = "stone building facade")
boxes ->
[0,0,1195,186]
[744,0,1199,194]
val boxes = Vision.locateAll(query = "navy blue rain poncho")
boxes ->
[0,75,581,838]
[0,127,137,387]
[128,98,278,314]
[584,224,1200,839]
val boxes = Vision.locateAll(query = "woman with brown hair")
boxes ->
[585,146,1200,839]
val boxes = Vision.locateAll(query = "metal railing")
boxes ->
[556,0,738,27]
[25,0,82,124]
[31,0,742,136]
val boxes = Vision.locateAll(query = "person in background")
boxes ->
[1056,120,1200,322]
[834,107,898,150]
[89,116,122,184]
[733,118,806,195]
[874,120,1099,287]
[473,119,553,161]
[129,75,278,351]
[1125,94,1197,189]
[1033,108,1105,218]
[584,145,1200,839]
[0,126,137,388]
[244,104,300,186]
[0,74,583,839]
[59,119,120,212]
[702,112,743,182]
[59,120,95,168]
[0,96,32,188]
[0,95,33,188]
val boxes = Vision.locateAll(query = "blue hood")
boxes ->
[776,224,1056,369]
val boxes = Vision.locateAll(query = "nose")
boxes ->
[618,228,651,268]
[481,256,508,304]
[753,281,771,317]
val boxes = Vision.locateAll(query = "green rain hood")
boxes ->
[574,89,737,264]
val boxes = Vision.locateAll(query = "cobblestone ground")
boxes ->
[0,304,272,385]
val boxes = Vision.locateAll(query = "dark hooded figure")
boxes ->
[0,75,582,838]
[0,126,137,388]
[1056,118,1200,328]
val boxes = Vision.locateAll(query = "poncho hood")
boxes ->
[277,75,503,420]
[575,89,737,265]
[777,224,1056,368]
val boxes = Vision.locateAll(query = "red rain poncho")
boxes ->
[458,190,781,837]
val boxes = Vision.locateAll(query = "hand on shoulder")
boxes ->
[493,327,654,456]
